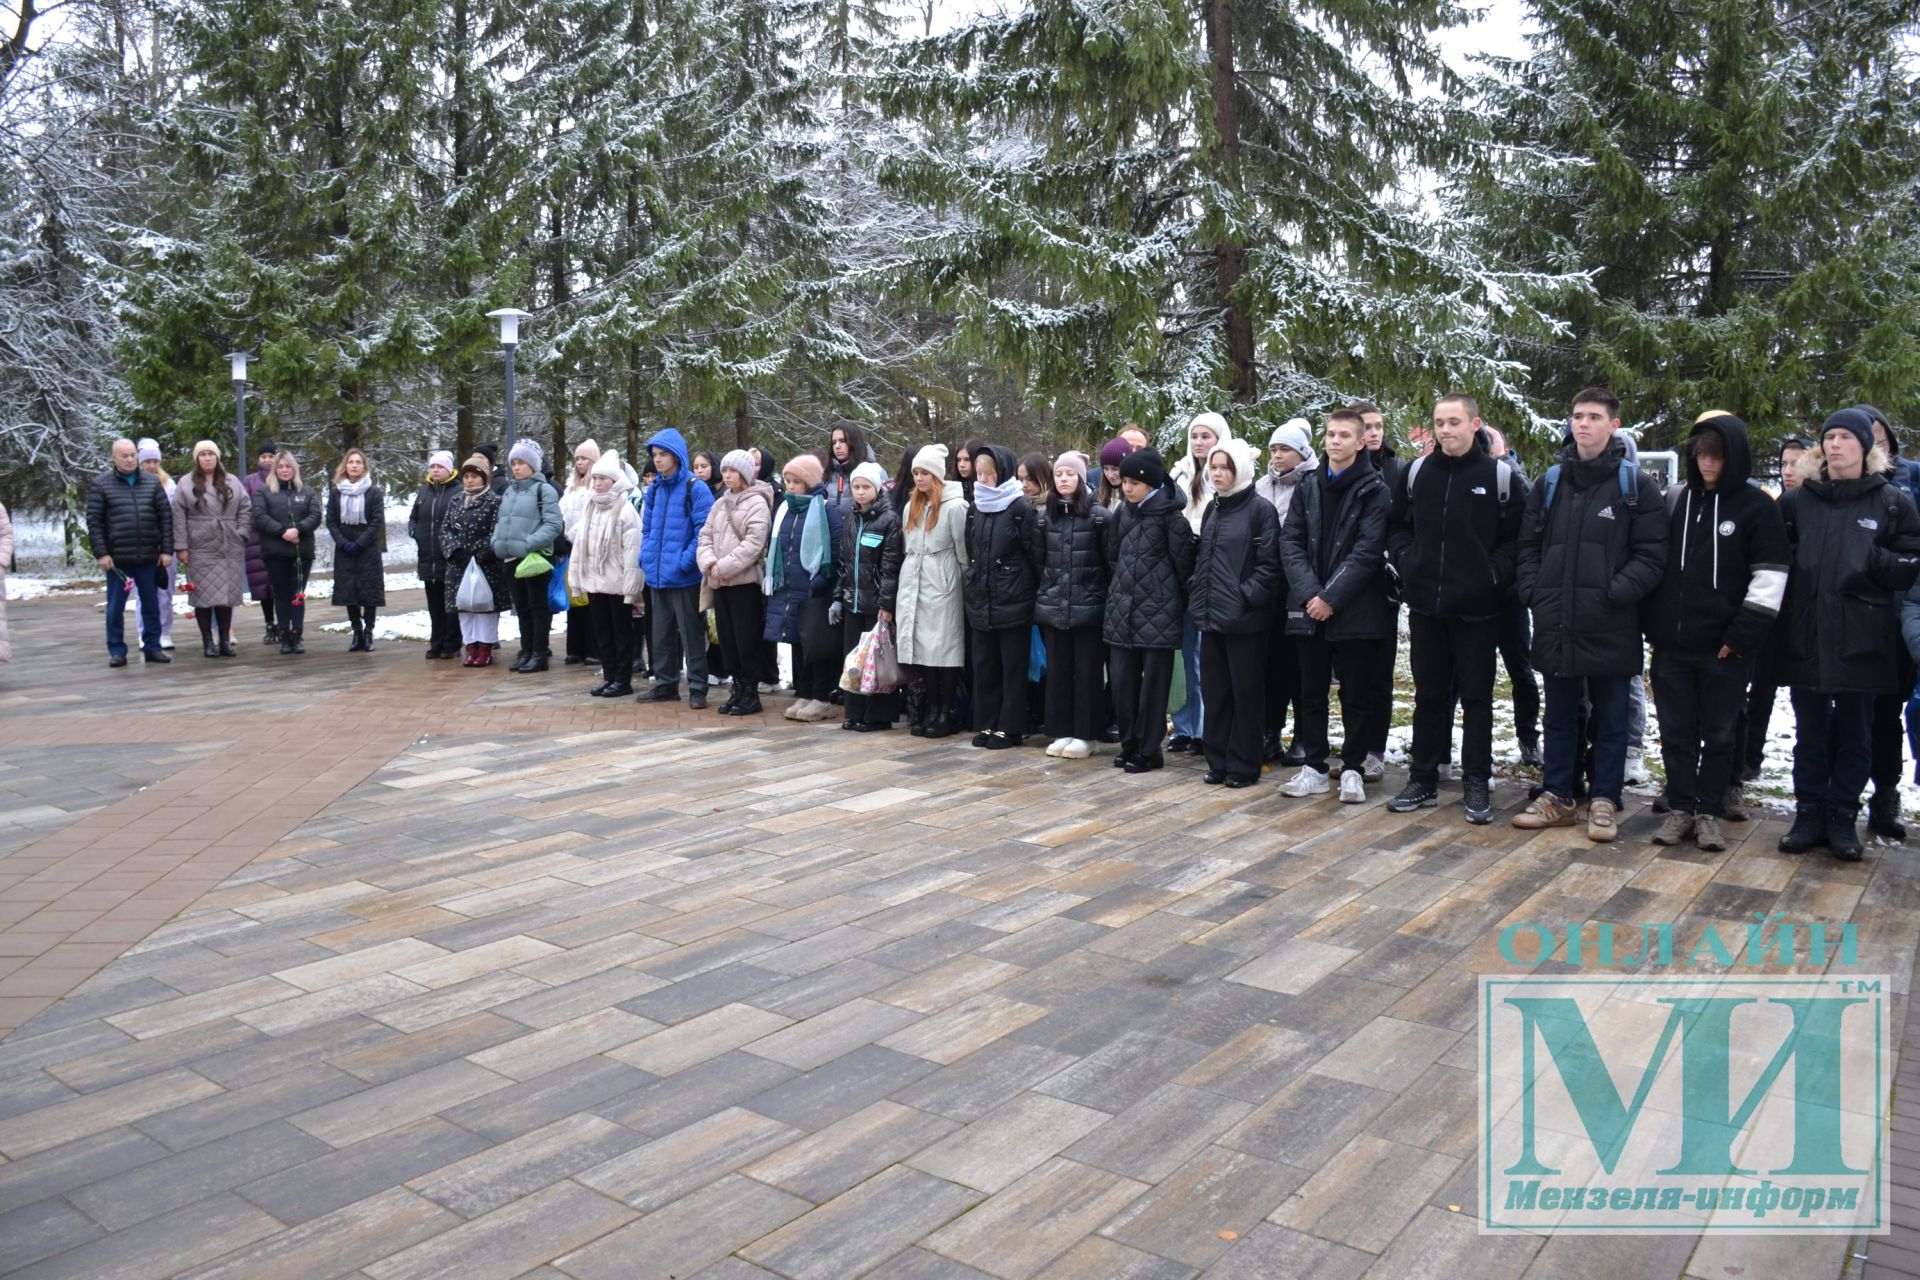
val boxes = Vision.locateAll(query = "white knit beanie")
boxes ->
[1269,419,1312,456]
[912,444,949,478]
[850,461,888,491]
[508,439,543,473]
[720,449,758,483]
[427,449,455,474]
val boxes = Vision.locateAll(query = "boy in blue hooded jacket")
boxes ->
[638,427,717,707]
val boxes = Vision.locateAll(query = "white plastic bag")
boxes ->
[455,557,493,612]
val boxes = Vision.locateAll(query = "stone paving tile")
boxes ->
[1,593,1912,1279]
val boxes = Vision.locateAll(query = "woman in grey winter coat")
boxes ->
[172,440,252,658]
[253,451,322,654]
[327,448,387,652]
[491,439,565,673]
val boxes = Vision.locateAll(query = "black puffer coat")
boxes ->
[1777,468,1920,693]
[1386,434,1526,621]
[441,487,509,615]
[1515,436,1666,678]
[85,468,173,564]
[963,498,1039,631]
[253,482,322,562]
[410,477,460,584]
[1280,462,1394,640]
[1032,499,1110,631]
[836,499,903,618]
[1104,484,1196,649]
[1189,486,1282,635]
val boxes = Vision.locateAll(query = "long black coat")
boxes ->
[836,500,903,618]
[441,488,509,615]
[963,498,1039,631]
[1280,463,1394,640]
[1104,485,1196,649]
[1514,437,1666,678]
[1189,486,1282,635]
[1777,471,1920,693]
[252,483,322,562]
[85,468,173,564]
[1032,499,1110,631]
[326,484,387,607]
[409,478,461,584]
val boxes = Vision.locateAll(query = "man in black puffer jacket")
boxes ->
[1775,408,1920,860]
[1642,413,1788,853]
[1278,408,1394,803]
[1512,388,1667,842]
[1386,395,1524,825]
[86,438,175,667]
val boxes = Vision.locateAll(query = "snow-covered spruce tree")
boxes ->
[119,0,441,458]
[862,0,1575,448]
[510,0,839,458]
[1461,0,1920,445]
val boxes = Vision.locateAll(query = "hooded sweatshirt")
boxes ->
[1169,412,1236,533]
[1641,415,1789,657]
[639,427,716,589]
[1189,438,1283,634]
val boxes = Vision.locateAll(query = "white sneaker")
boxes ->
[159,637,175,650]
[796,699,835,723]
[1059,738,1092,759]
[1281,766,1330,797]
[1362,753,1384,781]
[1045,738,1066,757]
[1437,762,1454,782]
[1624,753,1648,786]
[1339,769,1367,804]
[783,700,804,720]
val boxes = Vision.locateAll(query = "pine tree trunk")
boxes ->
[734,396,749,450]
[452,0,474,460]
[1206,0,1255,404]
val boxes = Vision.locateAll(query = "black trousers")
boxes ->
[1200,629,1267,781]
[1792,688,1875,814]
[1870,649,1915,805]
[586,593,635,685]
[1043,624,1104,741]
[843,612,900,725]
[971,625,1030,736]
[1264,630,1299,739]
[1409,612,1499,787]
[1295,634,1392,776]
[1111,645,1175,765]
[1500,599,1541,746]
[1650,648,1750,816]
[792,628,840,701]
[507,564,553,653]
[424,581,456,653]
[1361,610,1399,756]
[565,603,597,659]
[264,557,308,636]
[713,585,768,688]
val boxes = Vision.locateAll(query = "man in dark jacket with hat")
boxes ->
[1643,412,1788,853]
[1860,405,1918,839]
[1511,387,1667,842]
[1775,408,1920,860]
[86,438,175,667]
[1278,407,1394,804]
[1385,394,1524,825]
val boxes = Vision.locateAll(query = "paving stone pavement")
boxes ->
[0,587,1913,1278]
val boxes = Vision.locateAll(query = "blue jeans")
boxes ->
[105,561,162,657]
[1791,689,1874,813]
[1543,674,1630,806]
[1172,615,1204,738]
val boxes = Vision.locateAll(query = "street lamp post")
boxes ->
[486,309,532,453]
[225,351,252,466]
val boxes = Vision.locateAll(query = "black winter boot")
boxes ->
[1867,791,1906,841]
[1827,806,1865,862]
[1777,801,1827,854]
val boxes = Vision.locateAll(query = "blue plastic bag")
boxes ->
[1028,625,1047,683]
[548,556,570,614]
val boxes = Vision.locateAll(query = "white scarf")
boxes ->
[337,474,372,524]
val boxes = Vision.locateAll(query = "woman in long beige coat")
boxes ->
[894,445,969,737]
[171,440,252,658]
[0,498,12,664]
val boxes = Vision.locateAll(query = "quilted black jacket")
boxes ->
[1104,484,1197,649]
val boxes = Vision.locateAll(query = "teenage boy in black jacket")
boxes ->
[1642,413,1788,852]
[1512,387,1667,842]
[1278,408,1394,804]
[1385,395,1524,824]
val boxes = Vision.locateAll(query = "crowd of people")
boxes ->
[75,389,1920,864]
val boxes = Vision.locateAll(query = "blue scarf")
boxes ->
[766,491,829,592]
[972,477,1022,513]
